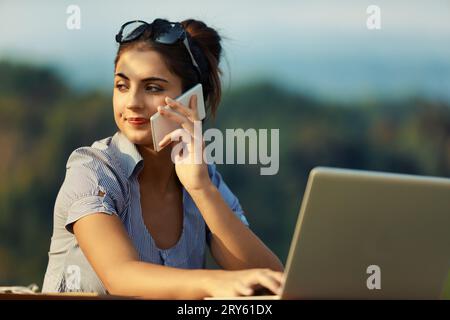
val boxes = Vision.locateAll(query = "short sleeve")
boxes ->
[61,147,126,233]
[206,164,250,244]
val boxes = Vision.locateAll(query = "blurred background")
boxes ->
[0,0,449,295]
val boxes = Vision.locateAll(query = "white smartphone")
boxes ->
[150,83,206,152]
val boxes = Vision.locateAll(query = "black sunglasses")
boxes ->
[115,19,202,80]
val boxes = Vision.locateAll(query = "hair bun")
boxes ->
[182,19,222,65]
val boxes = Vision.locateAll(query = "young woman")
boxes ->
[42,18,284,299]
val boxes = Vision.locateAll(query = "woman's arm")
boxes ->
[188,182,284,272]
[73,213,283,299]
[73,213,209,299]
[158,96,284,273]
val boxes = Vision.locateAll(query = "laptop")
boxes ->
[207,167,450,300]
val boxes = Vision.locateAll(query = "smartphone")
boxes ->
[150,83,206,152]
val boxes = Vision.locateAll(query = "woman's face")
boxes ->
[113,48,183,147]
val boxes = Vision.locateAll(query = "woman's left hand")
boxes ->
[157,95,211,192]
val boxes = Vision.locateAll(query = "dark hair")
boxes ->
[114,18,223,120]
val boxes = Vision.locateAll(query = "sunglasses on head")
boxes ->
[115,19,202,80]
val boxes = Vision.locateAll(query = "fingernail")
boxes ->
[165,97,173,103]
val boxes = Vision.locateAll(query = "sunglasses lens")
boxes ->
[121,21,148,42]
[154,23,185,44]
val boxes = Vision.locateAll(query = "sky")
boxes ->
[1,0,450,103]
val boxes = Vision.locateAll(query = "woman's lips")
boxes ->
[127,117,149,125]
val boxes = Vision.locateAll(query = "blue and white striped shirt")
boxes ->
[42,131,249,294]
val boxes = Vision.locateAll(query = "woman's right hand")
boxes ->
[204,269,285,298]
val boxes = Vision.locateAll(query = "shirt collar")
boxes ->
[111,131,144,178]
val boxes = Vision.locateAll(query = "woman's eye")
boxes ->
[115,84,127,92]
[146,85,162,93]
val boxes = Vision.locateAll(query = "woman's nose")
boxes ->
[124,91,160,115]
[126,89,144,110]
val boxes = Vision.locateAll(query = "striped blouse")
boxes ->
[42,131,249,294]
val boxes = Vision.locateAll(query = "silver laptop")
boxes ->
[208,167,450,300]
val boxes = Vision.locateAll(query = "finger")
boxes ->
[158,139,175,150]
[188,94,199,121]
[158,128,191,148]
[158,105,187,125]
[165,97,195,120]
[159,128,190,147]
[158,106,194,135]
[263,270,284,290]
[267,270,285,285]
[257,273,283,295]
[235,281,254,296]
